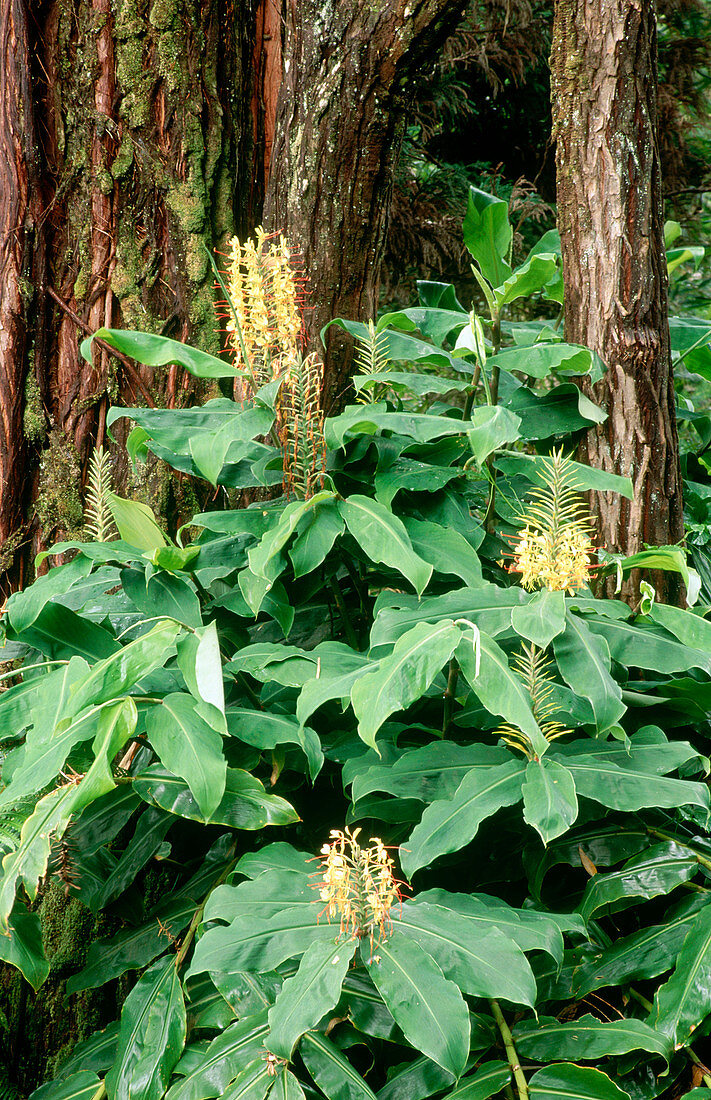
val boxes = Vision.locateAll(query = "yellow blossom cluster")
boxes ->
[224,227,303,391]
[510,523,594,594]
[317,827,401,939]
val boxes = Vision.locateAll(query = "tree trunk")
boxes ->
[550,0,684,602]
[263,0,469,413]
[0,0,259,594]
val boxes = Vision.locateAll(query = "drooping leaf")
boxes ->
[105,955,186,1100]
[0,899,49,990]
[562,754,710,816]
[351,742,510,805]
[439,1062,511,1100]
[511,590,566,649]
[30,1072,103,1100]
[134,766,298,829]
[220,1062,272,1100]
[651,902,711,1049]
[362,933,469,1077]
[145,693,227,820]
[267,936,357,1059]
[576,842,699,924]
[300,1030,378,1100]
[350,620,462,749]
[85,328,241,379]
[376,1054,453,1100]
[527,1063,630,1100]
[513,1014,671,1063]
[164,1012,270,1100]
[401,517,483,589]
[462,186,513,288]
[176,623,225,720]
[226,708,323,780]
[522,759,578,845]
[338,494,433,594]
[553,612,626,733]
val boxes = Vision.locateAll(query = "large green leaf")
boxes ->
[267,936,357,1059]
[350,620,461,748]
[493,253,559,308]
[376,1054,453,1100]
[362,933,469,1077]
[467,406,522,465]
[145,693,227,820]
[522,759,578,844]
[68,619,181,714]
[401,759,526,878]
[164,1011,269,1100]
[511,590,566,649]
[7,554,94,633]
[300,1030,378,1100]
[105,955,186,1100]
[553,612,626,733]
[576,842,699,923]
[401,517,483,588]
[369,586,527,649]
[561,754,710,815]
[462,186,512,288]
[123,568,202,628]
[177,622,225,718]
[108,492,168,552]
[351,742,510,804]
[585,616,711,676]
[457,632,549,758]
[338,496,432,595]
[486,343,594,381]
[220,1062,272,1100]
[514,1014,671,1062]
[496,450,633,499]
[84,328,240,379]
[439,1061,511,1100]
[528,1064,630,1100]
[226,708,323,780]
[7,602,119,662]
[392,900,536,1006]
[651,902,711,1048]
[30,1072,103,1100]
[0,899,49,990]
[134,765,298,829]
[289,503,344,578]
[573,895,707,996]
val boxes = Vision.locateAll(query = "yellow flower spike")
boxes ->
[314,828,403,942]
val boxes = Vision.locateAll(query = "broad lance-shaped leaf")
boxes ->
[202,867,314,925]
[177,622,225,721]
[0,699,137,928]
[0,899,49,991]
[576,842,698,924]
[105,955,186,1100]
[439,1061,511,1100]
[553,612,626,733]
[362,933,469,1078]
[226,708,323,780]
[377,1054,453,1100]
[267,936,357,1059]
[456,632,549,759]
[68,619,181,714]
[84,328,242,379]
[391,900,536,1006]
[220,1063,272,1100]
[401,758,527,879]
[351,620,462,749]
[338,495,432,596]
[134,765,298,830]
[651,901,711,1048]
[351,742,510,804]
[30,1072,103,1100]
[573,895,707,997]
[522,758,578,845]
[164,1011,269,1100]
[528,1064,630,1100]
[145,693,227,820]
[513,1014,671,1063]
[562,754,710,816]
[300,1030,379,1100]
[511,589,566,649]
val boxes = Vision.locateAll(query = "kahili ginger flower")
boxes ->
[316,827,402,941]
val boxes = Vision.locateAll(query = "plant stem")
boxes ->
[328,575,360,650]
[442,658,459,737]
[175,855,238,971]
[484,309,502,533]
[463,361,482,421]
[490,999,529,1100]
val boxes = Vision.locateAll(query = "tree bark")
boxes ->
[550,0,684,602]
[263,0,469,413]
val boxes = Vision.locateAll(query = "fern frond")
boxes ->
[355,320,390,404]
[84,446,118,542]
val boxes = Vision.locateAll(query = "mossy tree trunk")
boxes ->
[550,0,684,602]
[263,0,469,413]
[0,0,260,592]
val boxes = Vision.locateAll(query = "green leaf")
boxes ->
[220,1063,272,1100]
[176,623,225,719]
[8,554,94,633]
[651,902,711,1048]
[105,955,186,1100]
[487,343,595,381]
[267,936,357,1059]
[265,1069,306,1100]
[573,895,707,997]
[362,933,469,1077]
[514,1013,670,1062]
[202,867,314,925]
[164,1011,269,1100]
[370,586,526,649]
[511,590,566,649]
[69,619,181,715]
[83,328,241,379]
[226,708,323,780]
[145,693,227,820]
[300,1030,378,1100]
[30,1072,103,1100]
[466,406,522,465]
[392,900,536,1006]
[401,758,526,879]
[401,517,483,588]
[351,743,509,804]
[351,620,461,749]
[462,186,513,288]
[338,496,432,595]
[495,451,634,499]
[135,765,298,829]
[289,503,344,578]
[122,568,202,628]
[375,459,464,508]
[522,759,578,845]
[439,1061,511,1100]
[457,632,549,758]
[107,492,168,552]
[528,1064,630,1100]
[0,899,49,990]
[585,617,711,676]
[376,1054,453,1100]
[493,254,559,308]
[577,842,699,924]
[553,612,626,733]
[55,1024,119,1079]
[324,321,467,378]
[7,602,119,661]
[562,754,710,815]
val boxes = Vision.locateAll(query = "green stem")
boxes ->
[175,856,238,971]
[484,310,501,534]
[490,999,529,1100]
[463,361,482,421]
[328,575,359,650]
[442,658,459,737]
[648,828,711,874]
